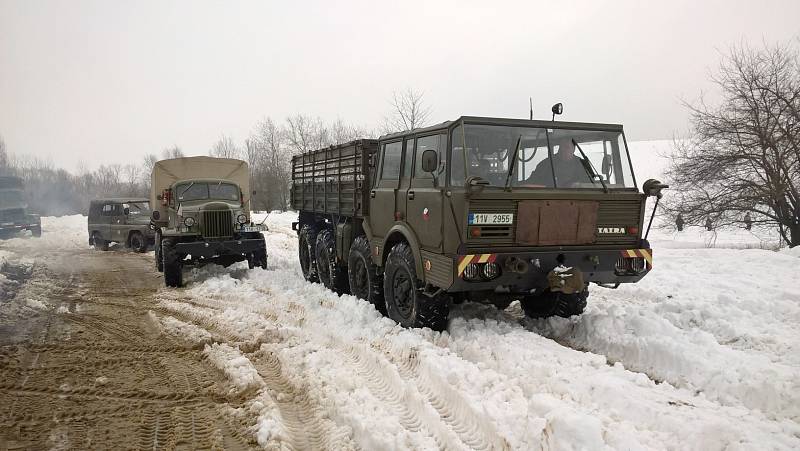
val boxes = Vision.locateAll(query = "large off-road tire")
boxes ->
[154,230,163,272]
[383,242,449,331]
[298,224,319,282]
[315,229,349,295]
[31,225,42,238]
[129,231,147,253]
[92,232,109,251]
[161,238,183,288]
[348,236,385,314]
[521,288,588,318]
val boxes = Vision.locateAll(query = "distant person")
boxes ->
[526,139,590,187]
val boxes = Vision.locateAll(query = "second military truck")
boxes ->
[151,156,268,287]
[291,116,664,331]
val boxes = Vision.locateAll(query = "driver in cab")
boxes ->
[526,138,590,187]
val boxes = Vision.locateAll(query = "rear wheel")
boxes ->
[130,232,147,253]
[383,242,449,331]
[31,226,42,237]
[93,232,108,251]
[315,229,349,294]
[521,288,588,318]
[347,236,385,314]
[298,225,318,282]
[162,238,183,288]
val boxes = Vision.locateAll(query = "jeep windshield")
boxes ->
[175,182,240,202]
[0,190,25,209]
[450,124,636,189]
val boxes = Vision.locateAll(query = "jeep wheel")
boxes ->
[347,236,385,314]
[93,232,109,251]
[521,289,588,318]
[154,230,163,272]
[162,238,183,288]
[130,232,147,253]
[298,224,318,282]
[383,242,449,331]
[31,226,42,238]
[315,229,349,295]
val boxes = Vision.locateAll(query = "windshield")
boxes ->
[0,190,25,208]
[123,201,150,215]
[450,124,636,189]
[175,182,240,202]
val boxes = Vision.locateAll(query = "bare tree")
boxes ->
[664,41,800,247]
[382,88,432,133]
[209,134,241,159]
[161,146,184,160]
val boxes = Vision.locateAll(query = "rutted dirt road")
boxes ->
[0,248,256,450]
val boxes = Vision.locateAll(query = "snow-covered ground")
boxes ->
[2,212,799,450]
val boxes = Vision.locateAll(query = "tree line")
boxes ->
[0,88,430,216]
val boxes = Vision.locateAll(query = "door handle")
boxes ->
[370,190,376,198]
[407,191,415,200]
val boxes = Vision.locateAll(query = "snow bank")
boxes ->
[203,343,264,393]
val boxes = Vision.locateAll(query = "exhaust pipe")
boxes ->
[505,256,529,274]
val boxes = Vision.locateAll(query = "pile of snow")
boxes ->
[204,342,264,393]
[147,211,799,449]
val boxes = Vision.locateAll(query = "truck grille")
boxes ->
[595,199,641,245]
[0,208,25,223]
[202,210,233,239]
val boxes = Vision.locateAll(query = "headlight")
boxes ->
[183,217,195,227]
[481,262,500,280]
[462,263,480,281]
[237,214,247,224]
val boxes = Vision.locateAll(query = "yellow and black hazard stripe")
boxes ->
[457,254,497,277]
[621,249,652,269]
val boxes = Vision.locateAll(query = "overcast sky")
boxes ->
[1,0,798,170]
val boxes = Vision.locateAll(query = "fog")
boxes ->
[1,0,799,170]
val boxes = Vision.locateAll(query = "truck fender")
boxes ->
[382,222,425,282]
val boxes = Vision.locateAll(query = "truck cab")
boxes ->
[0,176,41,239]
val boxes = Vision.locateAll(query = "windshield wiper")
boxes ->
[504,134,523,189]
[572,139,608,193]
[178,182,196,199]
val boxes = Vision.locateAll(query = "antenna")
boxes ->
[529,98,533,120]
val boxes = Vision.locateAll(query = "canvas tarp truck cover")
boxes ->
[150,156,251,218]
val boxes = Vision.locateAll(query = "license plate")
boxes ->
[468,213,514,225]
[241,225,267,233]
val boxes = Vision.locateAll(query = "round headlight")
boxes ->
[462,263,480,281]
[481,262,500,280]
[237,214,248,224]
[183,217,195,227]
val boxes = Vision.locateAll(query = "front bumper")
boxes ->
[174,237,266,258]
[444,248,652,292]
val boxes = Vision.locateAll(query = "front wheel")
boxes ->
[154,230,163,272]
[521,289,588,318]
[31,226,42,238]
[162,238,183,288]
[93,232,109,251]
[383,242,449,331]
[347,236,385,314]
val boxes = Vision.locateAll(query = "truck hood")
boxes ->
[177,200,241,214]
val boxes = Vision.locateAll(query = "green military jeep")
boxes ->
[88,198,154,252]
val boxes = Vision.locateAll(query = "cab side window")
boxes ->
[380,141,403,180]
[413,134,446,185]
[101,204,113,216]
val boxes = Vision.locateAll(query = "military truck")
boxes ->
[291,116,666,331]
[0,176,41,239]
[87,198,154,252]
[150,156,268,287]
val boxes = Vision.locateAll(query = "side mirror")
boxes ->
[252,190,257,195]
[421,149,438,173]
[642,179,669,198]
[123,207,130,216]
[152,210,160,220]
[551,103,563,120]
[601,154,613,177]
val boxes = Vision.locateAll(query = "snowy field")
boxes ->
[1,213,799,450]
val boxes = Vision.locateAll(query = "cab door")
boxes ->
[406,134,446,251]
[395,137,415,224]
[369,141,403,247]
[111,203,125,243]
[99,203,113,240]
